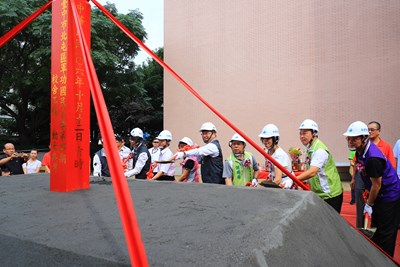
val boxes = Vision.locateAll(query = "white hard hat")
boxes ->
[199,122,217,132]
[230,133,246,144]
[130,127,143,138]
[179,137,193,146]
[258,124,280,138]
[343,121,369,137]
[299,119,319,132]
[157,130,172,141]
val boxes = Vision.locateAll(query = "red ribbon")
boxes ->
[0,1,53,48]
[90,0,308,190]
[70,1,148,266]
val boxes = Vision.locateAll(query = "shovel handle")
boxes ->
[364,213,369,229]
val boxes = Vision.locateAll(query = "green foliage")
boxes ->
[103,48,164,139]
[136,48,164,133]
[0,0,164,146]
[0,0,52,145]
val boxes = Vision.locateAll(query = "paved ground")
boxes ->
[0,174,395,266]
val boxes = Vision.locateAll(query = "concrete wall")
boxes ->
[164,0,400,163]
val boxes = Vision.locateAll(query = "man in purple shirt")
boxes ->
[344,121,400,257]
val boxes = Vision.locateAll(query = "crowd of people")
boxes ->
[0,144,51,176]
[2,119,400,256]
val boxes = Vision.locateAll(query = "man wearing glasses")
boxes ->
[148,138,161,163]
[367,121,396,167]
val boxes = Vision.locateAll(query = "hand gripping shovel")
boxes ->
[359,212,376,239]
[358,190,376,238]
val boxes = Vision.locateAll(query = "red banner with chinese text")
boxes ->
[50,0,90,191]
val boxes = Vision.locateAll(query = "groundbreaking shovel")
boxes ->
[359,213,376,239]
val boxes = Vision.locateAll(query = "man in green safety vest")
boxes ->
[296,119,343,213]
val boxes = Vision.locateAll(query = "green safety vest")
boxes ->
[307,139,343,199]
[227,152,254,186]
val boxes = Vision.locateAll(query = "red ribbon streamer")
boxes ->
[91,0,308,190]
[2,0,399,265]
[70,1,148,266]
[0,1,53,48]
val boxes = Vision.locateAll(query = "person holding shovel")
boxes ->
[344,121,400,257]
[124,128,151,180]
[174,122,224,184]
[152,130,176,181]
[296,119,343,213]
[258,124,293,189]
[223,133,259,186]
[175,137,201,183]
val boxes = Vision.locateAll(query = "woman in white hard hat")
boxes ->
[344,121,400,256]
[223,133,259,186]
[174,122,224,184]
[258,124,293,189]
[296,119,343,213]
[175,137,200,183]
[152,130,176,181]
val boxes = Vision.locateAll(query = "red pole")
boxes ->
[0,0,53,48]
[70,1,148,266]
[90,0,308,190]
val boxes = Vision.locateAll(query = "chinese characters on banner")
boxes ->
[50,0,90,191]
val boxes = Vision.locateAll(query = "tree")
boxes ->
[102,48,164,142]
[0,0,52,146]
[134,48,164,134]
[0,0,160,146]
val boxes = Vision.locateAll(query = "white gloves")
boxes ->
[174,152,185,160]
[124,169,134,178]
[363,203,373,217]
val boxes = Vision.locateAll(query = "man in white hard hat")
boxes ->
[223,133,259,186]
[258,124,293,189]
[124,128,151,180]
[152,130,176,181]
[351,121,396,227]
[296,119,343,213]
[344,121,400,256]
[174,122,224,184]
[175,137,200,183]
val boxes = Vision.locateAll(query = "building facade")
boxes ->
[164,0,400,164]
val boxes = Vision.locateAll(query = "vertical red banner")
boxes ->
[50,0,90,191]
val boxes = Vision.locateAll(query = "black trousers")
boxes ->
[324,193,343,213]
[371,198,400,257]
[354,172,366,228]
